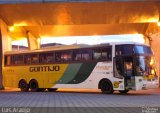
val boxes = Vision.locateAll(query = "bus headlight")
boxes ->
[148,75,155,79]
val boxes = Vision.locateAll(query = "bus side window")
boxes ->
[24,54,39,64]
[12,55,24,65]
[46,53,54,63]
[4,56,7,65]
[5,56,11,66]
[73,50,81,61]
[115,58,124,76]
[81,49,91,61]
[93,49,101,60]
[115,45,133,56]
[106,47,112,60]
[40,53,54,63]
[55,52,62,62]
[93,47,112,61]
[39,53,46,63]
[24,55,32,64]
[56,51,72,62]
[31,54,39,64]
[101,48,107,59]
[62,51,72,62]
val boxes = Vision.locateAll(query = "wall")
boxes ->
[150,32,160,77]
[0,19,12,89]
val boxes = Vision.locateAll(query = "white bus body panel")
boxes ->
[53,62,114,89]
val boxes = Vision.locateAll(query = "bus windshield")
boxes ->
[135,56,156,77]
[134,45,153,55]
[115,45,153,56]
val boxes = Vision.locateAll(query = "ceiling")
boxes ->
[0,1,160,39]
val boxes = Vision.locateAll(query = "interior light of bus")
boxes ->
[157,22,160,26]
[13,22,28,26]
[8,26,14,32]
[37,38,41,43]
[151,69,155,75]
[150,58,154,65]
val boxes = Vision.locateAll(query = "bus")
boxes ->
[3,42,159,94]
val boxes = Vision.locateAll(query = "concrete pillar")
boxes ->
[0,20,12,52]
[149,32,160,77]
[144,22,160,79]
[27,31,40,50]
[0,19,12,89]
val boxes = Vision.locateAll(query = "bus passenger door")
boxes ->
[114,57,136,90]
[113,57,125,90]
[123,57,136,90]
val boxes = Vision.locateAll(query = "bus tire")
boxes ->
[29,79,39,92]
[47,88,58,92]
[19,79,29,92]
[100,79,114,94]
[119,90,129,94]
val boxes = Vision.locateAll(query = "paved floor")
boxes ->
[0,88,160,113]
[0,88,160,107]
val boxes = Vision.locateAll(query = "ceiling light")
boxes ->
[8,26,14,32]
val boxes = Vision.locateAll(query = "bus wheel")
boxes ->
[100,80,114,94]
[119,90,129,94]
[19,80,29,92]
[47,88,58,92]
[29,79,39,92]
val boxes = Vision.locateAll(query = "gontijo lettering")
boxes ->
[29,66,60,72]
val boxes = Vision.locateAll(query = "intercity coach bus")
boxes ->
[3,42,159,94]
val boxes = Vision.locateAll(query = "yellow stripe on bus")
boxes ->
[3,64,68,88]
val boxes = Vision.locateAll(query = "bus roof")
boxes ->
[4,42,149,55]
